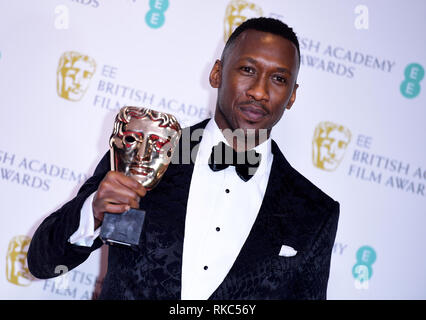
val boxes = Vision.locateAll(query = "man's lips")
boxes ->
[238,104,268,122]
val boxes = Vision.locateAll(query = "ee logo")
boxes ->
[400,63,424,99]
[145,0,169,29]
[352,245,376,290]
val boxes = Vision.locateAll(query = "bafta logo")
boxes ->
[312,121,351,171]
[224,0,263,42]
[57,51,96,101]
[6,235,33,286]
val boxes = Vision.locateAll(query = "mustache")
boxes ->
[237,100,268,113]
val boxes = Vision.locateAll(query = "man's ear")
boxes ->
[285,83,299,110]
[209,59,222,88]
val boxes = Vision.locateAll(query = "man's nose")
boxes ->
[246,75,270,101]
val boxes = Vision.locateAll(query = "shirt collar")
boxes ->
[197,118,272,173]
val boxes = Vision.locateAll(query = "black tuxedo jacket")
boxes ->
[28,119,339,299]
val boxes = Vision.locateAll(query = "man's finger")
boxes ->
[103,203,131,214]
[129,198,140,209]
[102,188,140,206]
[112,171,141,188]
[111,172,147,197]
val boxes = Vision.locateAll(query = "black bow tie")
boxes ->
[208,141,261,182]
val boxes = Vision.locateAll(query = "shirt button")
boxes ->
[225,189,230,193]
[216,227,220,232]
[204,266,208,270]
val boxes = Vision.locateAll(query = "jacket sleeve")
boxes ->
[27,151,110,279]
[296,201,340,299]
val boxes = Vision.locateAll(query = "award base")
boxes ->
[99,208,146,248]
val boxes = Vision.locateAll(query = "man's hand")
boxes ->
[92,171,147,230]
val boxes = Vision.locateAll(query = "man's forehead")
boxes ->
[226,30,298,69]
[245,30,295,52]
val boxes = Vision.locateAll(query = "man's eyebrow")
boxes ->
[244,57,292,76]
[276,67,292,76]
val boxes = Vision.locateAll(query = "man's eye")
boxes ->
[240,66,254,74]
[273,75,287,84]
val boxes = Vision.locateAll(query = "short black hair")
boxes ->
[222,17,300,65]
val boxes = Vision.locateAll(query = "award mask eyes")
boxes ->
[122,132,143,149]
[124,135,136,144]
[149,134,169,152]
[121,132,171,159]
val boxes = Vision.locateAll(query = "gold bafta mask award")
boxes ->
[100,106,182,247]
[56,51,96,102]
[6,236,33,286]
[312,121,351,171]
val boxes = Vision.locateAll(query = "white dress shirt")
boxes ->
[68,192,100,246]
[181,119,273,299]
[69,118,273,300]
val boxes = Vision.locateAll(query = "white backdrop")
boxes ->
[0,0,425,300]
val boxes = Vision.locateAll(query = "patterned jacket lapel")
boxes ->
[138,119,209,298]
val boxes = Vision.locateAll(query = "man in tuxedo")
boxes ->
[27,17,339,299]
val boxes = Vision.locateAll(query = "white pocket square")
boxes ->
[279,245,297,257]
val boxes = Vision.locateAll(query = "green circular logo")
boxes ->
[400,81,421,99]
[145,10,165,29]
[352,245,376,281]
[146,0,169,29]
[404,63,424,81]
[150,0,169,11]
[352,263,372,283]
[356,245,376,264]
[401,63,424,98]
